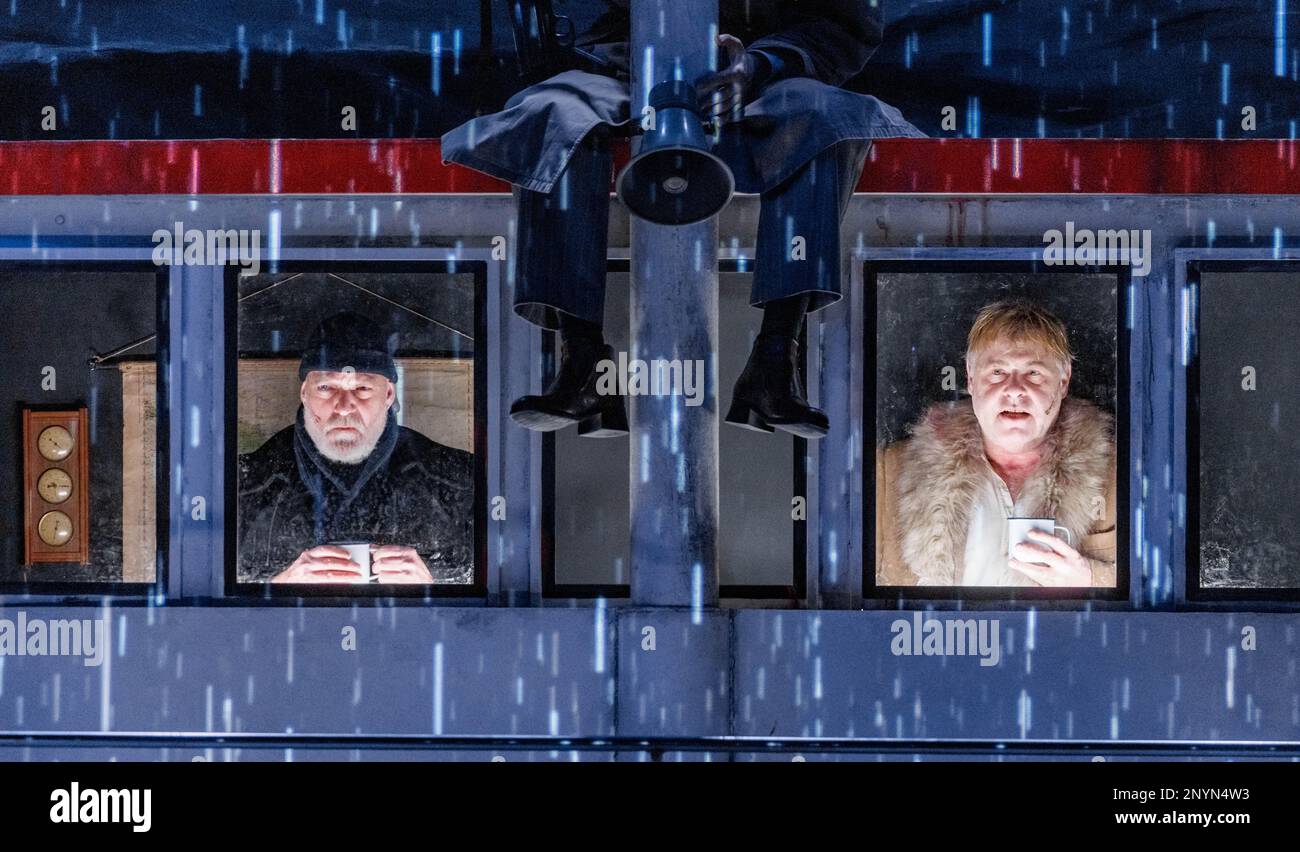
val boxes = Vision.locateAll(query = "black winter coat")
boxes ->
[578,0,884,88]
[236,409,474,583]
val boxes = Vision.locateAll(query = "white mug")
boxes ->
[1007,518,1072,564]
[332,541,373,583]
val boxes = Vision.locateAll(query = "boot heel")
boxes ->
[578,397,629,437]
[724,399,774,433]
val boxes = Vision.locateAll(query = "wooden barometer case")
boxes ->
[22,407,90,565]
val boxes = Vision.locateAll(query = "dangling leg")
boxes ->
[726,138,870,438]
[725,292,825,437]
[758,292,812,339]
[509,126,628,437]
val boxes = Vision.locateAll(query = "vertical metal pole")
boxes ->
[171,264,226,601]
[628,0,721,608]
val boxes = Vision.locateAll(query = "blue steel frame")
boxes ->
[6,201,1300,756]
[220,258,490,600]
[0,243,524,606]
[0,249,171,604]
[5,209,1300,615]
[859,254,1133,605]
[539,253,810,602]
[1177,248,1300,607]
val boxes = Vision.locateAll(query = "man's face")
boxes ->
[300,370,395,463]
[967,337,1071,455]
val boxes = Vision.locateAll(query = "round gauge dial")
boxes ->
[37,425,74,461]
[37,468,73,504]
[37,510,73,547]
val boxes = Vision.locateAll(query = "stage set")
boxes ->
[1,0,1299,762]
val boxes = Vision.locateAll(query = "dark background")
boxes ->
[0,267,158,584]
[875,269,1119,444]
[0,0,1295,140]
[1197,269,1300,589]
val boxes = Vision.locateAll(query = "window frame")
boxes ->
[1183,255,1300,604]
[540,257,810,602]
[221,259,489,600]
[0,255,170,602]
[860,255,1133,606]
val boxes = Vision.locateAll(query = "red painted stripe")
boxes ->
[864,138,1300,194]
[1,138,1297,196]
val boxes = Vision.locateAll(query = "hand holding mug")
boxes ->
[1008,529,1094,586]
[272,545,366,584]
[370,545,435,584]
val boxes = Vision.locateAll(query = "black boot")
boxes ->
[725,332,829,439]
[510,333,629,437]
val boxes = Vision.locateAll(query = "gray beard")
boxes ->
[304,411,385,464]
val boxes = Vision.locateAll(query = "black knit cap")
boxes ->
[298,311,398,383]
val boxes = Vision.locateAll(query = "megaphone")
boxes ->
[616,79,735,226]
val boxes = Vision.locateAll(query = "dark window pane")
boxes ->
[1197,270,1300,589]
[0,268,158,585]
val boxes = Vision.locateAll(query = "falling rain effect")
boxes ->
[0,0,1293,774]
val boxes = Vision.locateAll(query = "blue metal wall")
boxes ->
[0,608,1296,756]
[2,191,1299,759]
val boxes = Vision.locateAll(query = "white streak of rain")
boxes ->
[691,562,703,624]
[433,642,444,734]
[594,597,606,673]
[99,605,111,731]
[1226,645,1235,709]
[548,685,558,735]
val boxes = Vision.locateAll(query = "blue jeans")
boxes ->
[513,128,871,330]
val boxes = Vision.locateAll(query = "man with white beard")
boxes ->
[237,312,474,584]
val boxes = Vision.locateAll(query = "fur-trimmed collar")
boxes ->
[894,397,1114,585]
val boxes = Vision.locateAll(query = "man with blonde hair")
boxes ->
[876,299,1117,587]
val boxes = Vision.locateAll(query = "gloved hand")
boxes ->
[694,33,770,126]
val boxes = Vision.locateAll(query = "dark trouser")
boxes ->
[513,127,871,330]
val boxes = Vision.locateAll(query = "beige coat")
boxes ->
[875,397,1118,587]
